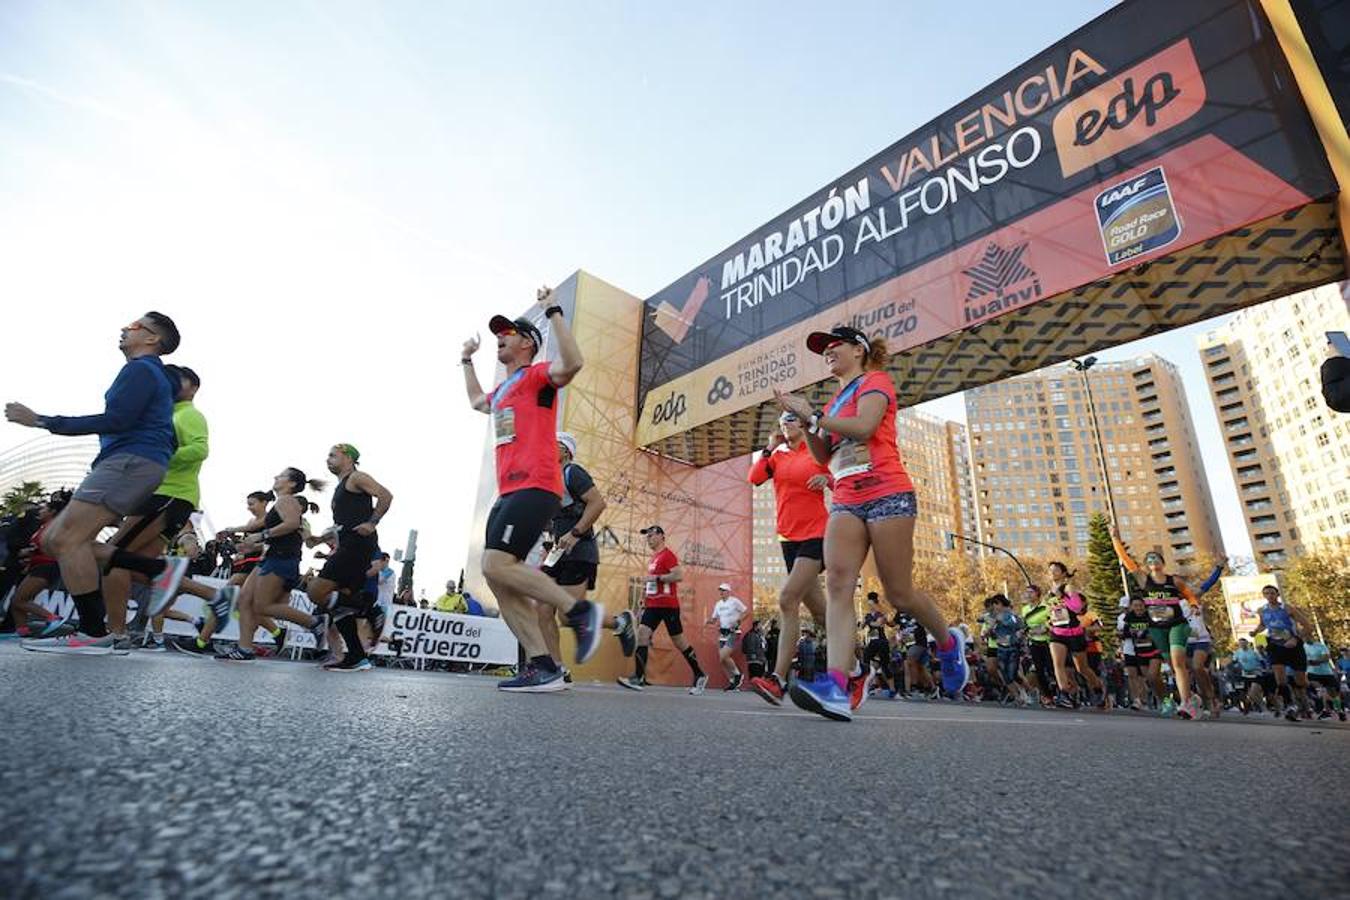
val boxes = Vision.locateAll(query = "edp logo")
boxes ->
[651,391,688,426]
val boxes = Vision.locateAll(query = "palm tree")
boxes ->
[1,481,47,516]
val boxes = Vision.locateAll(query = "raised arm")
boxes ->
[538,287,583,387]
[461,335,490,413]
[1110,524,1141,574]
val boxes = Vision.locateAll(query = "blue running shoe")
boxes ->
[498,665,567,693]
[935,627,969,696]
[788,673,852,722]
[567,601,606,665]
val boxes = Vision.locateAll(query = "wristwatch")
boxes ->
[569,529,583,539]
[544,305,564,319]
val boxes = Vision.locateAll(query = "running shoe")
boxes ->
[272,626,288,657]
[1160,697,1176,717]
[750,674,785,706]
[147,556,191,617]
[1054,693,1075,709]
[566,601,606,665]
[1131,699,1144,712]
[308,613,329,653]
[934,628,969,696]
[110,634,133,655]
[848,670,875,711]
[1338,710,1346,722]
[689,674,709,695]
[168,636,214,657]
[324,656,372,673]
[788,673,852,722]
[562,667,574,684]
[1284,707,1299,722]
[206,586,238,627]
[613,610,636,657]
[616,675,645,691]
[215,646,256,663]
[21,632,116,655]
[1316,709,1331,720]
[139,634,167,652]
[26,618,73,640]
[499,665,565,692]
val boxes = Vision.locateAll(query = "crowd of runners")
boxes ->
[2,302,1343,725]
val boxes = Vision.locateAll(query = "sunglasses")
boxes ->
[497,327,518,337]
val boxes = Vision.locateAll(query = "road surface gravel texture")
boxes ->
[1,647,1346,899]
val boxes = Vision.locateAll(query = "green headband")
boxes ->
[338,443,361,463]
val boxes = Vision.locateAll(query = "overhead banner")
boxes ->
[635,0,1337,446]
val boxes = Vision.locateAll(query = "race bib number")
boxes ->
[1049,606,1071,627]
[830,439,873,480]
[493,408,516,446]
[1147,604,1176,624]
[645,577,659,596]
[997,635,1012,648]
[1269,627,1292,641]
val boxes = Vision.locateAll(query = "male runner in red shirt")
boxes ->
[618,525,707,694]
[461,287,604,692]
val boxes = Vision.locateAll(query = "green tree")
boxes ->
[1,481,46,516]
[1084,513,1128,653]
[1284,544,1350,648]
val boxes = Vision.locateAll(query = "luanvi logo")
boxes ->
[1051,39,1206,178]
[961,242,1042,324]
[651,275,710,344]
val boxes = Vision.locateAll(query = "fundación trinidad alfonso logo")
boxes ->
[961,241,1043,324]
[651,275,710,344]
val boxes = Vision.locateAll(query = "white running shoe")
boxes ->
[689,674,709,695]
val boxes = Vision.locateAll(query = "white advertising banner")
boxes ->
[375,606,517,665]
[25,576,517,663]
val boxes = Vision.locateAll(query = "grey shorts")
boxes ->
[718,628,740,649]
[73,454,168,516]
[831,491,918,522]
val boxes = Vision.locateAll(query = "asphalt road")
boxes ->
[2,645,1347,900]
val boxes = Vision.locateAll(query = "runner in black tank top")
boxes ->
[220,470,327,662]
[305,443,393,673]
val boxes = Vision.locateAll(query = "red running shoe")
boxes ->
[750,674,786,706]
[849,670,875,711]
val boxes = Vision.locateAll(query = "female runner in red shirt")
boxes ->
[746,410,831,705]
[775,326,968,721]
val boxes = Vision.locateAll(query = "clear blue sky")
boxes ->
[0,0,1254,583]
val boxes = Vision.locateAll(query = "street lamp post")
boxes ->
[946,531,1032,589]
[1069,356,1133,600]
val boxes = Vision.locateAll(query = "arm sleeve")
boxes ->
[1111,534,1140,573]
[748,452,773,486]
[1176,580,1199,605]
[172,407,210,465]
[44,363,157,436]
[1196,565,1222,596]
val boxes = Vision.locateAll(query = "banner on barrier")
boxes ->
[24,577,518,664]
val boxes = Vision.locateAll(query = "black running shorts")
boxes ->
[318,535,379,593]
[115,494,196,548]
[1050,632,1087,653]
[1267,640,1307,672]
[779,537,823,570]
[640,606,684,637]
[543,558,597,590]
[486,489,560,561]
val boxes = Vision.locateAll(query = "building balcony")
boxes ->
[1260,550,1288,563]
[1255,534,1283,546]
[1152,452,1173,463]
[1155,467,1176,477]
[1142,411,1163,423]
[1245,500,1273,511]
[1172,544,1195,555]
[1240,482,1268,494]
[1161,499,1184,510]
[1229,435,1254,447]
[1224,419,1249,431]
[1236,465,1263,479]
[1233,449,1258,461]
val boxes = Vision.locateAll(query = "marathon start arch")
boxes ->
[635,0,1348,464]
[466,0,1348,685]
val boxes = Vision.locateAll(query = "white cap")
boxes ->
[718,582,732,591]
[557,432,577,458]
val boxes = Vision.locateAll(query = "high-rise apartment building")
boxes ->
[966,355,1224,569]
[749,410,975,609]
[1197,283,1350,567]
[0,434,99,500]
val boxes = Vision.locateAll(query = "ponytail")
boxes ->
[865,335,890,371]
[283,467,328,495]
[248,490,275,504]
[1049,561,1076,580]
